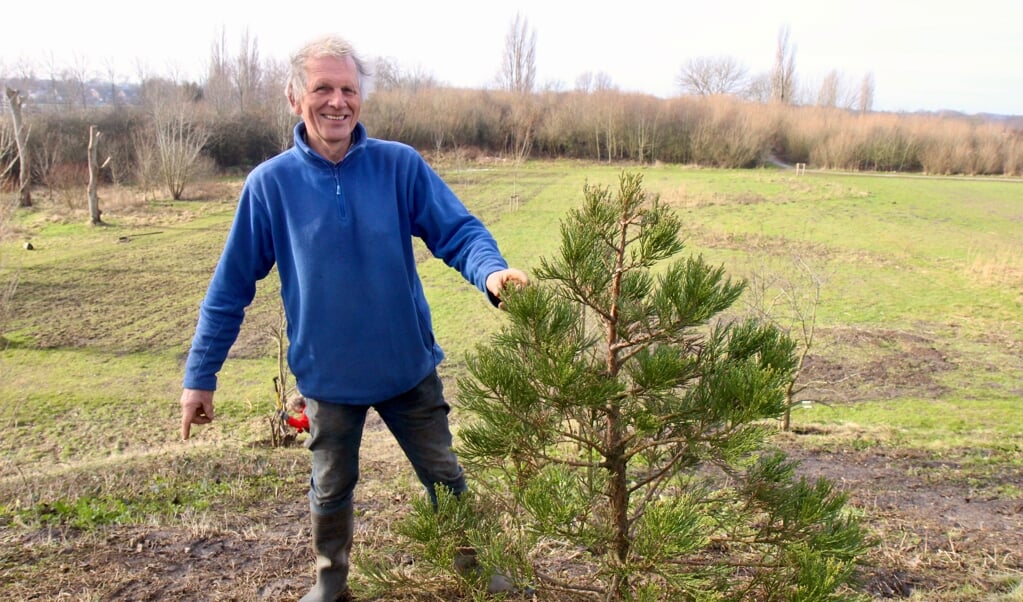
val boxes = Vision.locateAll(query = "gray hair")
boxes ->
[285,34,371,102]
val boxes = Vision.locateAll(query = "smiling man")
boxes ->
[288,50,362,162]
[177,34,528,601]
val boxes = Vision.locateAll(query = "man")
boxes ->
[178,34,528,601]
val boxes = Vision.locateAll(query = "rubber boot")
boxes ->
[453,547,517,594]
[299,505,354,602]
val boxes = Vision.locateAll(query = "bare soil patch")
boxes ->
[4,409,1021,601]
[1,327,1019,601]
[801,326,958,403]
[784,442,1023,599]
[3,439,1019,601]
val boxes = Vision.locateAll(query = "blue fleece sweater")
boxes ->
[183,122,509,404]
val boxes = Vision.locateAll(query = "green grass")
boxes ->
[2,165,1021,513]
[795,397,1023,448]
[673,173,1022,328]
[1,164,1021,601]
[3,166,1021,466]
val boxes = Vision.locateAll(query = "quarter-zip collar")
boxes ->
[292,121,367,168]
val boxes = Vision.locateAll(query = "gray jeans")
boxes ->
[304,370,467,515]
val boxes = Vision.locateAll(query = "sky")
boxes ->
[2,0,1021,116]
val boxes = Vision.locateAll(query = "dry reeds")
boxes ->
[363,88,1021,175]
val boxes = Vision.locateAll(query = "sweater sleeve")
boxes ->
[408,156,508,295]
[183,184,276,390]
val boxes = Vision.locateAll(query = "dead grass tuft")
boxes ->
[967,245,1023,297]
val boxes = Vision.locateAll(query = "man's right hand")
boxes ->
[180,388,215,440]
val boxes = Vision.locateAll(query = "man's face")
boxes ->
[290,55,362,162]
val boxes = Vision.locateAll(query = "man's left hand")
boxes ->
[486,268,529,309]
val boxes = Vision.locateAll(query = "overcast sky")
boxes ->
[3,0,1021,115]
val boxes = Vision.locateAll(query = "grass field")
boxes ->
[1,163,1021,601]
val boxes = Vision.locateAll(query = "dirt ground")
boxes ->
[4,427,1021,601]
[787,444,1023,599]
[3,327,1022,601]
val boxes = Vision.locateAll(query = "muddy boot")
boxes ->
[300,505,354,602]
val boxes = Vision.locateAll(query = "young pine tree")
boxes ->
[445,171,869,601]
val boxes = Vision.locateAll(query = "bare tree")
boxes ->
[101,57,123,107]
[34,129,76,201]
[428,91,469,153]
[263,57,297,152]
[498,12,537,94]
[771,25,797,104]
[858,71,875,114]
[41,51,65,106]
[594,90,625,162]
[742,72,773,103]
[497,13,539,162]
[509,96,542,162]
[133,58,154,92]
[131,126,159,200]
[591,71,615,92]
[372,57,438,92]
[624,95,660,162]
[677,55,749,96]
[64,54,92,109]
[268,303,297,448]
[2,58,34,92]
[815,69,861,109]
[574,70,615,93]
[140,79,212,200]
[817,69,840,108]
[4,87,31,207]
[234,28,262,113]
[204,27,235,115]
[372,57,404,92]
[743,256,836,431]
[574,71,594,93]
